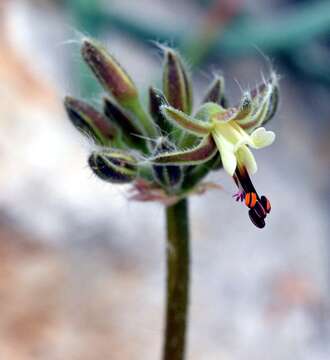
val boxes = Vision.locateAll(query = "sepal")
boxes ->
[88,150,137,184]
[152,137,183,190]
[163,48,193,114]
[202,75,227,107]
[64,97,116,145]
[162,105,213,135]
[149,87,172,135]
[263,82,279,125]
[150,135,217,166]
[103,97,147,152]
[81,39,138,104]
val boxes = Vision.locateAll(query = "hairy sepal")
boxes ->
[161,105,212,136]
[162,48,193,114]
[151,137,184,191]
[64,96,116,146]
[103,97,147,152]
[202,76,227,107]
[88,150,137,184]
[81,39,137,104]
[149,87,172,135]
[150,135,217,166]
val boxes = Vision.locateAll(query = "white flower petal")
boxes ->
[213,129,237,176]
[250,127,275,148]
[237,145,258,174]
[221,148,237,176]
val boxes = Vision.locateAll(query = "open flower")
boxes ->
[151,75,277,177]
[151,74,278,227]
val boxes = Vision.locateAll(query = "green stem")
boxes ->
[126,99,158,139]
[163,199,190,360]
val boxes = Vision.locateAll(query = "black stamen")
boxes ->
[235,166,258,195]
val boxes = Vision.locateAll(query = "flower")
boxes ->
[151,75,278,178]
[212,120,275,177]
[151,74,278,228]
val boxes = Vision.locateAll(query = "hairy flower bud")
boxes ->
[64,96,117,145]
[152,137,183,190]
[82,39,157,139]
[88,151,137,184]
[202,76,227,107]
[149,87,172,135]
[163,49,193,114]
[103,97,147,152]
[81,39,138,104]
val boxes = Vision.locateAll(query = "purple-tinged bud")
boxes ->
[250,82,267,99]
[263,84,279,125]
[81,39,138,105]
[149,87,172,135]
[152,137,183,191]
[103,97,147,152]
[82,39,157,139]
[202,76,227,107]
[88,150,137,184]
[163,49,193,114]
[64,96,117,145]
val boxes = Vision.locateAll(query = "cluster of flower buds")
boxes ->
[64,38,278,227]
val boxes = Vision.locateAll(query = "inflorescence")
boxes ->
[64,39,279,228]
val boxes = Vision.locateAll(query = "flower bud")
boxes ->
[264,83,279,125]
[235,93,253,121]
[82,39,157,140]
[152,137,183,190]
[88,151,137,184]
[103,97,147,152]
[81,39,138,105]
[64,96,117,145]
[202,76,227,107]
[148,87,172,135]
[163,49,193,114]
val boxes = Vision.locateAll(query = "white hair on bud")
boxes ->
[166,127,183,140]
[149,40,176,63]
[228,46,282,101]
[55,27,89,49]
[233,77,246,95]
[131,133,159,144]
[150,40,177,55]
[150,41,193,74]
[269,69,281,86]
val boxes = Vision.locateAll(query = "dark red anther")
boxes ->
[253,201,267,218]
[248,208,265,229]
[260,195,271,214]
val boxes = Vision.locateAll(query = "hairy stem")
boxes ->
[163,198,190,360]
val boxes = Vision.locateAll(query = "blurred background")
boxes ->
[0,0,329,359]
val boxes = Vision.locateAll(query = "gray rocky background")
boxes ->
[0,0,329,359]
